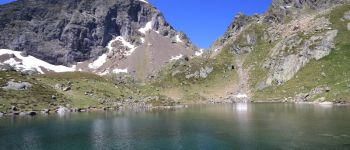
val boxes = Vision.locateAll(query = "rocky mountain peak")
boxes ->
[0,0,197,77]
[210,12,261,51]
[0,0,195,65]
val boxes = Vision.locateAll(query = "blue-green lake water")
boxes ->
[0,103,350,150]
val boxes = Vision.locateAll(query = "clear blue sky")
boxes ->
[0,0,272,48]
[148,0,272,48]
[0,0,15,5]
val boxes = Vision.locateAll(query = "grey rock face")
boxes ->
[11,106,18,111]
[347,23,350,31]
[0,64,16,71]
[185,66,213,79]
[345,11,350,20]
[214,13,261,48]
[265,30,338,85]
[231,46,252,54]
[0,0,193,66]
[294,86,331,102]
[2,81,32,90]
[264,0,348,23]
[199,66,213,78]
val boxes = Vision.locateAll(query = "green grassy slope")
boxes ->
[152,45,239,102]
[0,71,176,112]
[0,71,67,112]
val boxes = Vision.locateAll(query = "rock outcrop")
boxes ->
[2,80,32,90]
[0,0,197,78]
[264,29,338,85]
[211,13,262,52]
[207,0,349,100]
[264,0,348,23]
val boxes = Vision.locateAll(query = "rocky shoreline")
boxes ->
[0,104,190,117]
[0,98,348,118]
[208,98,349,105]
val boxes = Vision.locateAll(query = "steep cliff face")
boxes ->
[0,0,197,77]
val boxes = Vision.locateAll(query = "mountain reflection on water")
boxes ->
[0,104,349,150]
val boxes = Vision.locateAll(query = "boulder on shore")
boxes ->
[41,109,50,114]
[27,111,37,116]
[11,106,18,111]
[57,106,70,115]
[19,112,27,116]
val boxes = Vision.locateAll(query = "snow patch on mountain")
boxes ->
[88,54,107,69]
[90,36,139,70]
[176,35,183,43]
[138,21,153,34]
[170,54,183,61]
[195,49,204,56]
[125,48,137,56]
[113,68,128,74]
[0,49,75,73]
[108,36,137,56]
[107,36,136,51]
[138,0,149,4]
